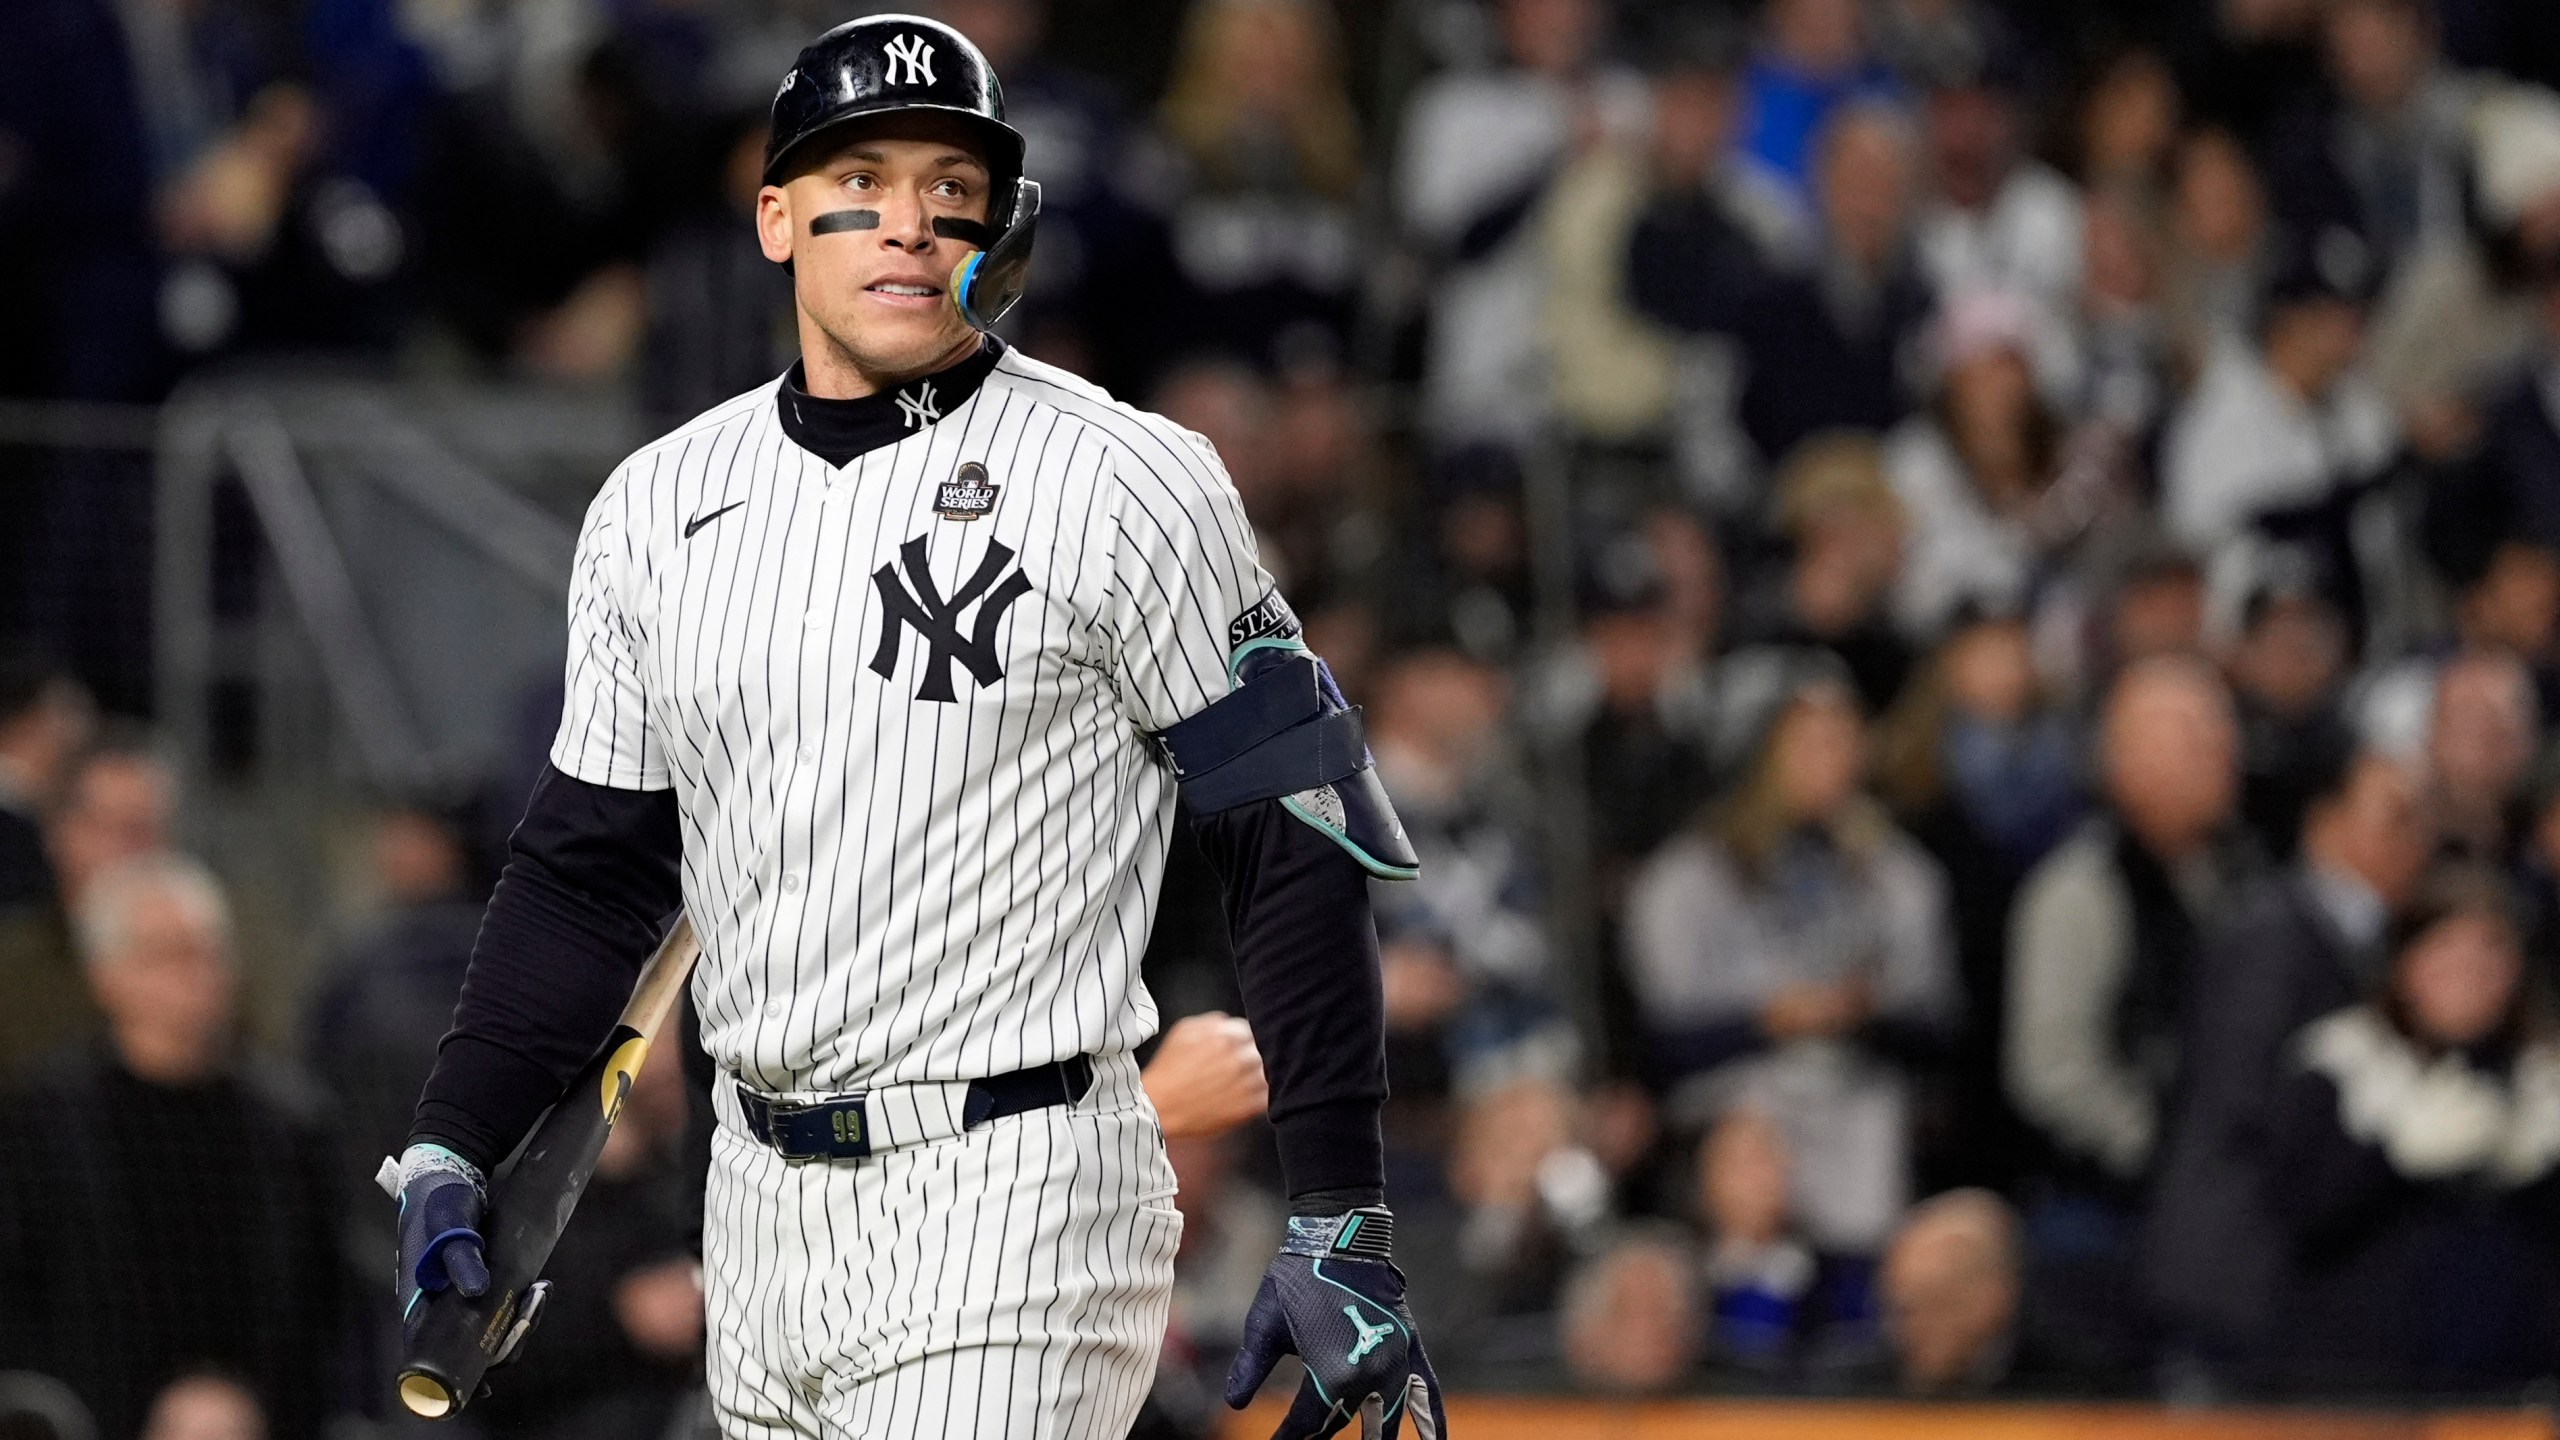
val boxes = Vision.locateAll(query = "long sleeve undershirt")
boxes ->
[411,765,1388,1206]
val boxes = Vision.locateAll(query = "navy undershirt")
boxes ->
[773,334,1003,468]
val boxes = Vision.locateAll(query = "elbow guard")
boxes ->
[1153,645,1421,880]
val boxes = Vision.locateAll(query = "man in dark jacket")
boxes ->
[1631,100,1934,468]
[2143,739,2433,1388]
[0,854,347,1440]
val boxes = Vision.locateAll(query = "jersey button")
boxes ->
[764,998,785,1018]
[803,609,823,628]
[781,872,802,893]
[798,748,816,766]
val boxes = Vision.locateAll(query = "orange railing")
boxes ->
[1225,1398,2557,1440]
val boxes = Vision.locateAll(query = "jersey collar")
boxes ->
[775,335,1006,469]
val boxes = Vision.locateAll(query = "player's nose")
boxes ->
[876,186,935,249]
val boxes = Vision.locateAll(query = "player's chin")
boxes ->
[837,302,971,363]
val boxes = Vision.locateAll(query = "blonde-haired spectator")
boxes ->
[1155,0,1366,367]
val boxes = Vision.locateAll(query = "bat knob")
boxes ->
[397,1372,457,1419]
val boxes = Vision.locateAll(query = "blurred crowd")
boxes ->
[9,0,2560,1434]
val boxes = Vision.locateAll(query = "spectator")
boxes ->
[2146,742,2434,1383]
[2003,656,2251,1376]
[2426,648,2540,865]
[2160,128,2271,364]
[1538,19,1751,452]
[46,736,177,913]
[2076,49,2182,196]
[1558,1225,1703,1394]
[1738,0,1900,195]
[1866,0,2004,96]
[0,855,345,1440]
[1157,0,1365,370]
[2077,181,2176,430]
[1913,62,2084,324]
[2265,0,2479,276]
[1366,649,1567,1098]
[139,1373,263,1440]
[1556,521,1721,913]
[2100,543,2210,674]
[1446,1076,1614,1326]
[1872,610,2080,1187]
[2265,867,2560,1394]
[1694,1106,1816,1371]
[2225,572,2356,860]
[2006,656,2247,1180]
[1731,436,1916,715]
[2161,231,2398,557]
[1625,660,1958,1256]
[1631,103,1938,468]
[2364,82,2560,460]
[1885,290,2078,637]
[2443,540,2560,726]
[1400,0,1643,449]
[2426,256,2560,648]
[1877,1188,2036,1396]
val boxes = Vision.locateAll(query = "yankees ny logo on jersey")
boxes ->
[896,382,940,429]
[884,34,935,87]
[869,534,1033,702]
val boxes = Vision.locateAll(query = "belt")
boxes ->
[732,1055,1096,1162]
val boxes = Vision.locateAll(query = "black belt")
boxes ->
[732,1055,1095,1161]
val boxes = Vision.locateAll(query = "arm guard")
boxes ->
[1153,644,1420,881]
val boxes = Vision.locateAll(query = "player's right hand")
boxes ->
[382,1142,491,1340]
[1143,1011,1268,1139]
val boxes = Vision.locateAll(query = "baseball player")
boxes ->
[383,15,1446,1439]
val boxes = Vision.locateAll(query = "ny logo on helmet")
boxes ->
[884,34,936,87]
[870,535,1032,702]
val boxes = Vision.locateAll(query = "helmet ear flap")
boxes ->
[952,180,1040,331]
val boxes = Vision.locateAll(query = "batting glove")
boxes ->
[1225,1207,1447,1440]
[379,1142,491,1341]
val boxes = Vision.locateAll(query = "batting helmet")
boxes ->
[764,14,1040,330]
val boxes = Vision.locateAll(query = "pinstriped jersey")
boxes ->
[553,348,1276,1094]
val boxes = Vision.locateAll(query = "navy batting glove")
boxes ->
[1225,1207,1447,1440]
[380,1143,491,1341]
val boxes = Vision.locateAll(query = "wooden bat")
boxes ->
[396,913,701,1418]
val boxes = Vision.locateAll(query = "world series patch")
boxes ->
[935,462,1000,521]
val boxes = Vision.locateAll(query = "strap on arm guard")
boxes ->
[1154,647,1421,880]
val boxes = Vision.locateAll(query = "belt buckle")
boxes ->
[764,1094,868,1163]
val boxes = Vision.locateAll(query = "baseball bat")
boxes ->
[396,912,702,1419]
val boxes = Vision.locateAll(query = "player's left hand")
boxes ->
[380,1142,491,1341]
[1225,1207,1445,1439]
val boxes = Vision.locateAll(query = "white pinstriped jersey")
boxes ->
[553,348,1274,1095]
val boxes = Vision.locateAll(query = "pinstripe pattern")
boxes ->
[555,350,1260,1436]
[704,1056,1179,1437]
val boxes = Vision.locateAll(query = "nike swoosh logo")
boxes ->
[683,501,744,539]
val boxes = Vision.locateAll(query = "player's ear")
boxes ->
[756,185,795,266]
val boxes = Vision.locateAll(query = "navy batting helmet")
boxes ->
[764,14,1040,330]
